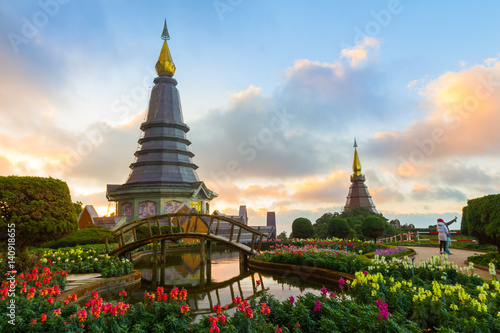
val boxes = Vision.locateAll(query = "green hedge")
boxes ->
[463,194,500,250]
[43,227,113,248]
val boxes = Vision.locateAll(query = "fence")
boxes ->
[376,231,476,244]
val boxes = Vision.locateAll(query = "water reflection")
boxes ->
[133,250,328,321]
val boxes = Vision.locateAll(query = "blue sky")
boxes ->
[1,1,500,234]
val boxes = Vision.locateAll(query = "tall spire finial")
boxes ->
[155,20,176,77]
[161,19,170,41]
[352,138,362,176]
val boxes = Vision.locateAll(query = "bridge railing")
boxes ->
[101,212,268,255]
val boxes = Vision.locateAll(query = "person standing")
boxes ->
[437,218,450,255]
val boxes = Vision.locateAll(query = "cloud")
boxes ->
[369,59,500,166]
[411,183,466,202]
[291,170,349,203]
[192,37,393,186]
[340,37,380,67]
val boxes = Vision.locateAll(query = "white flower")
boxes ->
[490,262,496,276]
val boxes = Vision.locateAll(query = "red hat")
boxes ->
[437,218,444,222]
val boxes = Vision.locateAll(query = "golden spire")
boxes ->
[352,138,362,176]
[155,20,176,77]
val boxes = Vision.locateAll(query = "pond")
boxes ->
[128,249,335,322]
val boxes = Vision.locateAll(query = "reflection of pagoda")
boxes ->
[107,21,217,221]
[344,139,378,214]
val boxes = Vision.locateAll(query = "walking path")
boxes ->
[64,273,102,291]
[408,245,492,280]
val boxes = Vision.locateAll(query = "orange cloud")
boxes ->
[371,59,500,181]
[290,170,349,203]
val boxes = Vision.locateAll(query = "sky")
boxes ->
[1,1,500,235]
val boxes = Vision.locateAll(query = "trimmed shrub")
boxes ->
[327,217,350,239]
[44,227,112,248]
[463,194,500,250]
[0,176,77,248]
[292,217,314,239]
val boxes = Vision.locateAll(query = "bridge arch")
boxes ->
[102,212,269,257]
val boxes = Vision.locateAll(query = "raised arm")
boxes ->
[445,216,458,226]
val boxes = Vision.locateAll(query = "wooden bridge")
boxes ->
[102,212,269,258]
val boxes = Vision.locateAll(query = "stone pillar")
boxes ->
[239,252,248,274]
[160,240,166,262]
[206,240,212,261]
[200,239,205,262]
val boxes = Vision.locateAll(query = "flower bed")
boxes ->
[254,243,371,275]
[0,266,192,332]
[2,252,500,332]
[259,238,385,253]
[35,247,133,278]
[467,252,500,268]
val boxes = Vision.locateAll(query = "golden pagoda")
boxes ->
[344,139,378,213]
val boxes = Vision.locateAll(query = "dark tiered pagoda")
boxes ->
[344,139,378,214]
[107,21,217,221]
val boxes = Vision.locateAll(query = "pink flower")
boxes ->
[288,296,295,303]
[329,292,335,298]
[313,299,321,312]
[320,287,327,296]
[376,299,389,320]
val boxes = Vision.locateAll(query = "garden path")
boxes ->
[408,245,492,280]
[64,273,102,291]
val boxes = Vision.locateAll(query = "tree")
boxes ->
[341,207,374,219]
[361,216,386,241]
[73,201,83,217]
[313,212,336,239]
[277,231,287,240]
[327,217,350,239]
[462,194,500,250]
[0,176,77,252]
[292,217,313,239]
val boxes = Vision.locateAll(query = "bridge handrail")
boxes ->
[100,212,268,254]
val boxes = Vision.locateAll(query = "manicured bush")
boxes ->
[44,227,112,248]
[0,176,77,272]
[292,218,313,239]
[463,194,500,250]
[0,176,77,248]
[328,218,350,239]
